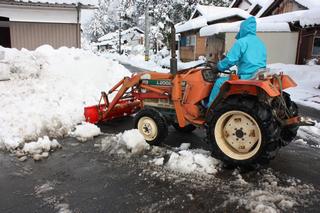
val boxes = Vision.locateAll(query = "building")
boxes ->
[230,0,320,64]
[0,0,94,50]
[176,5,250,62]
[96,27,144,52]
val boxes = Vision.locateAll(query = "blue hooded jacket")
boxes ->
[217,17,267,79]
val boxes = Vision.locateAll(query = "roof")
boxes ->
[176,5,250,33]
[195,5,250,22]
[200,19,290,36]
[260,8,320,27]
[98,27,144,43]
[295,0,320,9]
[175,16,207,33]
[0,0,95,9]
[231,0,320,16]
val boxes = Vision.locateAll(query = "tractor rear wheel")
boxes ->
[172,123,196,133]
[134,108,168,145]
[207,96,281,166]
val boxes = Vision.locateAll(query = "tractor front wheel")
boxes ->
[134,108,168,145]
[207,97,281,166]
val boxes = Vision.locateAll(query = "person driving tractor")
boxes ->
[206,16,267,107]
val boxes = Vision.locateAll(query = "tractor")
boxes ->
[84,62,314,166]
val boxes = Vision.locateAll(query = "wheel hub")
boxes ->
[235,129,244,138]
[142,123,152,135]
[223,114,259,153]
[137,116,158,141]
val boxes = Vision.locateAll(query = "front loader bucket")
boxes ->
[84,104,107,124]
[84,100,141,124]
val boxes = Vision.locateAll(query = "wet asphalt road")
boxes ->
[1,64,320,213]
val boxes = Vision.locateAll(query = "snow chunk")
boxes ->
[179,143,191,150]
[70,122,101,142]
[22,136,61,155]
[120,129,150,154]
[100,129,150,155]
[166,150,220,175]
[152,157,164,166]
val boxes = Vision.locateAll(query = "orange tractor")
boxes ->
[84,63,314,166]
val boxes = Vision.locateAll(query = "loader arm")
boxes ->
[105,75,141,116]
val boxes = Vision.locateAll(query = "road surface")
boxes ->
[0,64,319,213]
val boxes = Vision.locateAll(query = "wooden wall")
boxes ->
[180,32,207,62]
[296,27,320,64]
[272,0,305,15]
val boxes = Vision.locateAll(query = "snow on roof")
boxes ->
[176,5,250,33]
[200,19,290,36]
[175,16,207,33]
[196,5,250,22]
[295,0,320,9]
[0,0,96,7]
[98,27,144,42]
[14,0,94,4]
[255,0,275,17]
[260,8,320,27]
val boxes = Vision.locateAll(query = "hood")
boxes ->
[236,16,256,40]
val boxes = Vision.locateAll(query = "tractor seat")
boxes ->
[251,68,270,80]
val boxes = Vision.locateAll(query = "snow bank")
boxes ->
[0,45,130,150]
[70,122,101,142]
[268,63,320,110]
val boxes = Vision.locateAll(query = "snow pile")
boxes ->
[100,129,150,155]
[268,63,320,110]
[0,45,130,150]
[70,122,101,142]
[166,150,220,175]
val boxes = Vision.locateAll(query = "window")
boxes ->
[312,37,320,56]
[180,35,196,47]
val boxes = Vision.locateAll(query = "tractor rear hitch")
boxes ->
[282,116,316,127]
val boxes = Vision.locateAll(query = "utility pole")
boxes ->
[170,23,177,74]
[118,12,122,54]
[144,1,150,61]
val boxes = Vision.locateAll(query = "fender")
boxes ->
[222,74,297,98]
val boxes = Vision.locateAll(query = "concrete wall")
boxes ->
[10,22,80,50]
[225,32,299,64]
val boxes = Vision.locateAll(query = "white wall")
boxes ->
[0,4,78,24]
[225,32,299,64]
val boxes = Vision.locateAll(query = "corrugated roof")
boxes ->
[0,0,96,8]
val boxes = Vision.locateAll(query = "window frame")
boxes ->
[312,36,320,56]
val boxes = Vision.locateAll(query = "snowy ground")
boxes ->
[268,63,320,110]
[0,45,130,152]
[92,129,318,213]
